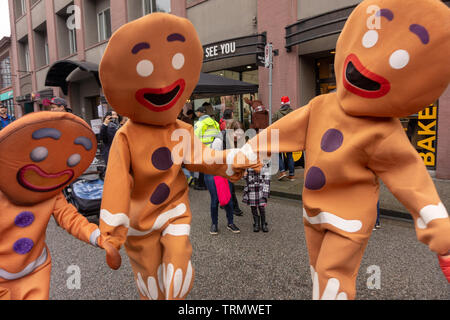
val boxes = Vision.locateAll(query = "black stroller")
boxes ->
[63,155,106,218]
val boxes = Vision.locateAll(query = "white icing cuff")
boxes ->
[90,228,101,247]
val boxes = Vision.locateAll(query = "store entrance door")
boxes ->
[24,102,34,114]
[315,54,336,95]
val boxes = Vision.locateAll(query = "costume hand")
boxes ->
[97,235,122,270]
[438,252,450,283]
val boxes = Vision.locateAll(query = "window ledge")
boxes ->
[85,40,109,51]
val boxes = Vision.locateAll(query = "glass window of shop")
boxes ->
[143,0,170,15]
[314,51,438,169]
[193,68,258,130]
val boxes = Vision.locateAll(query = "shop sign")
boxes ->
[0,90,13,101]
[203,34,267,63]
[204,41,236,59]
[416,102,438,168]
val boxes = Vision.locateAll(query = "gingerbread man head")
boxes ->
[99,13,204,126]
[335,0,450,117]
[0,112,96,205]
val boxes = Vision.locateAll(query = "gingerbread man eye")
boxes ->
[389,49,410,69]
[30,147,48,162]
[137,60,154,77]
[362,30,378,48]
[67,154,81,167]
[172,53,185,70]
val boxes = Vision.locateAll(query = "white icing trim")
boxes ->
[0,247,48,280]
[303,208,362,233]
[417,202,449,230]
[127,203,187,237]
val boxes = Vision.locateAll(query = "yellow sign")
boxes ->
[417,103,438,168]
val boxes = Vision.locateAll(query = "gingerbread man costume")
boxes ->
[238,0,450,299]
[99,13,256,300]
[0,112,118,300]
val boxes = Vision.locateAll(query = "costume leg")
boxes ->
[304,223,326,270]
[126,232,163,300]
[0,259,51,300]
[0,287,11,300]
[126,201,193,300]
[310,231,368,300]
[160,222,194,300]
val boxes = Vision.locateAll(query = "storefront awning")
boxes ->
[192,73,258,98]
[45,60,257,98]
[45,60,101,95]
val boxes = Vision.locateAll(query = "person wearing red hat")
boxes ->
[273,97,295,181]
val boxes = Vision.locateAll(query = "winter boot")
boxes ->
[252,212,260,232]
[260,210,269,233]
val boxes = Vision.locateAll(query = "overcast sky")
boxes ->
[0,1,11,39]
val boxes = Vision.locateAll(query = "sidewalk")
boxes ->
[235,167,450,221]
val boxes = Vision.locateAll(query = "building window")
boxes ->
[69,28,77,54]
[143,0,171,15]
[44,39,50,65]
[20,0,26,15]
[1,58,12,88]
[97,8,112,42]
[24,44,30,72]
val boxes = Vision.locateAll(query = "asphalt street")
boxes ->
[47,188,449,300]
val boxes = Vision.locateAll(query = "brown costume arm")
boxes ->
[52,192,100,246]
[99,131,133,250]
[232,103,311,174]
[368,123,450,255]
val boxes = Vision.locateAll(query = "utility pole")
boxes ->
[265,43,274,125]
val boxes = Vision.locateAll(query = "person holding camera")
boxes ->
[100,111,123,165]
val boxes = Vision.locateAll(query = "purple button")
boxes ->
[150,183,170,205]
[305,167,326,190]
[13,238,34,255]
[321,129,344,152]
[151,147,173,171]
[14,211,35,228]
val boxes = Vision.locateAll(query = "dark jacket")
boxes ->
[100,122,120,165]
[272,104,293,123]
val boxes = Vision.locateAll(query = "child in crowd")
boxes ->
[242,162,271,233]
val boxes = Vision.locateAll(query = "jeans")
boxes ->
[279,153,295,176]
[203,174,234,225]
[182,167,192,179]
[229,182,241,211]
[375,201,380,226]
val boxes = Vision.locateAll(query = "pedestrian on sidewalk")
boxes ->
[0,103,15,130]
[49,97,73,113]
[193,105,220,190]
[242,163,271,233]
[212,119,245,216]
[100,110,123,166]
[205,120,241,235]
[273,96,295,181]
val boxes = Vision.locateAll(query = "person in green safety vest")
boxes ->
[194,104,221,146]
